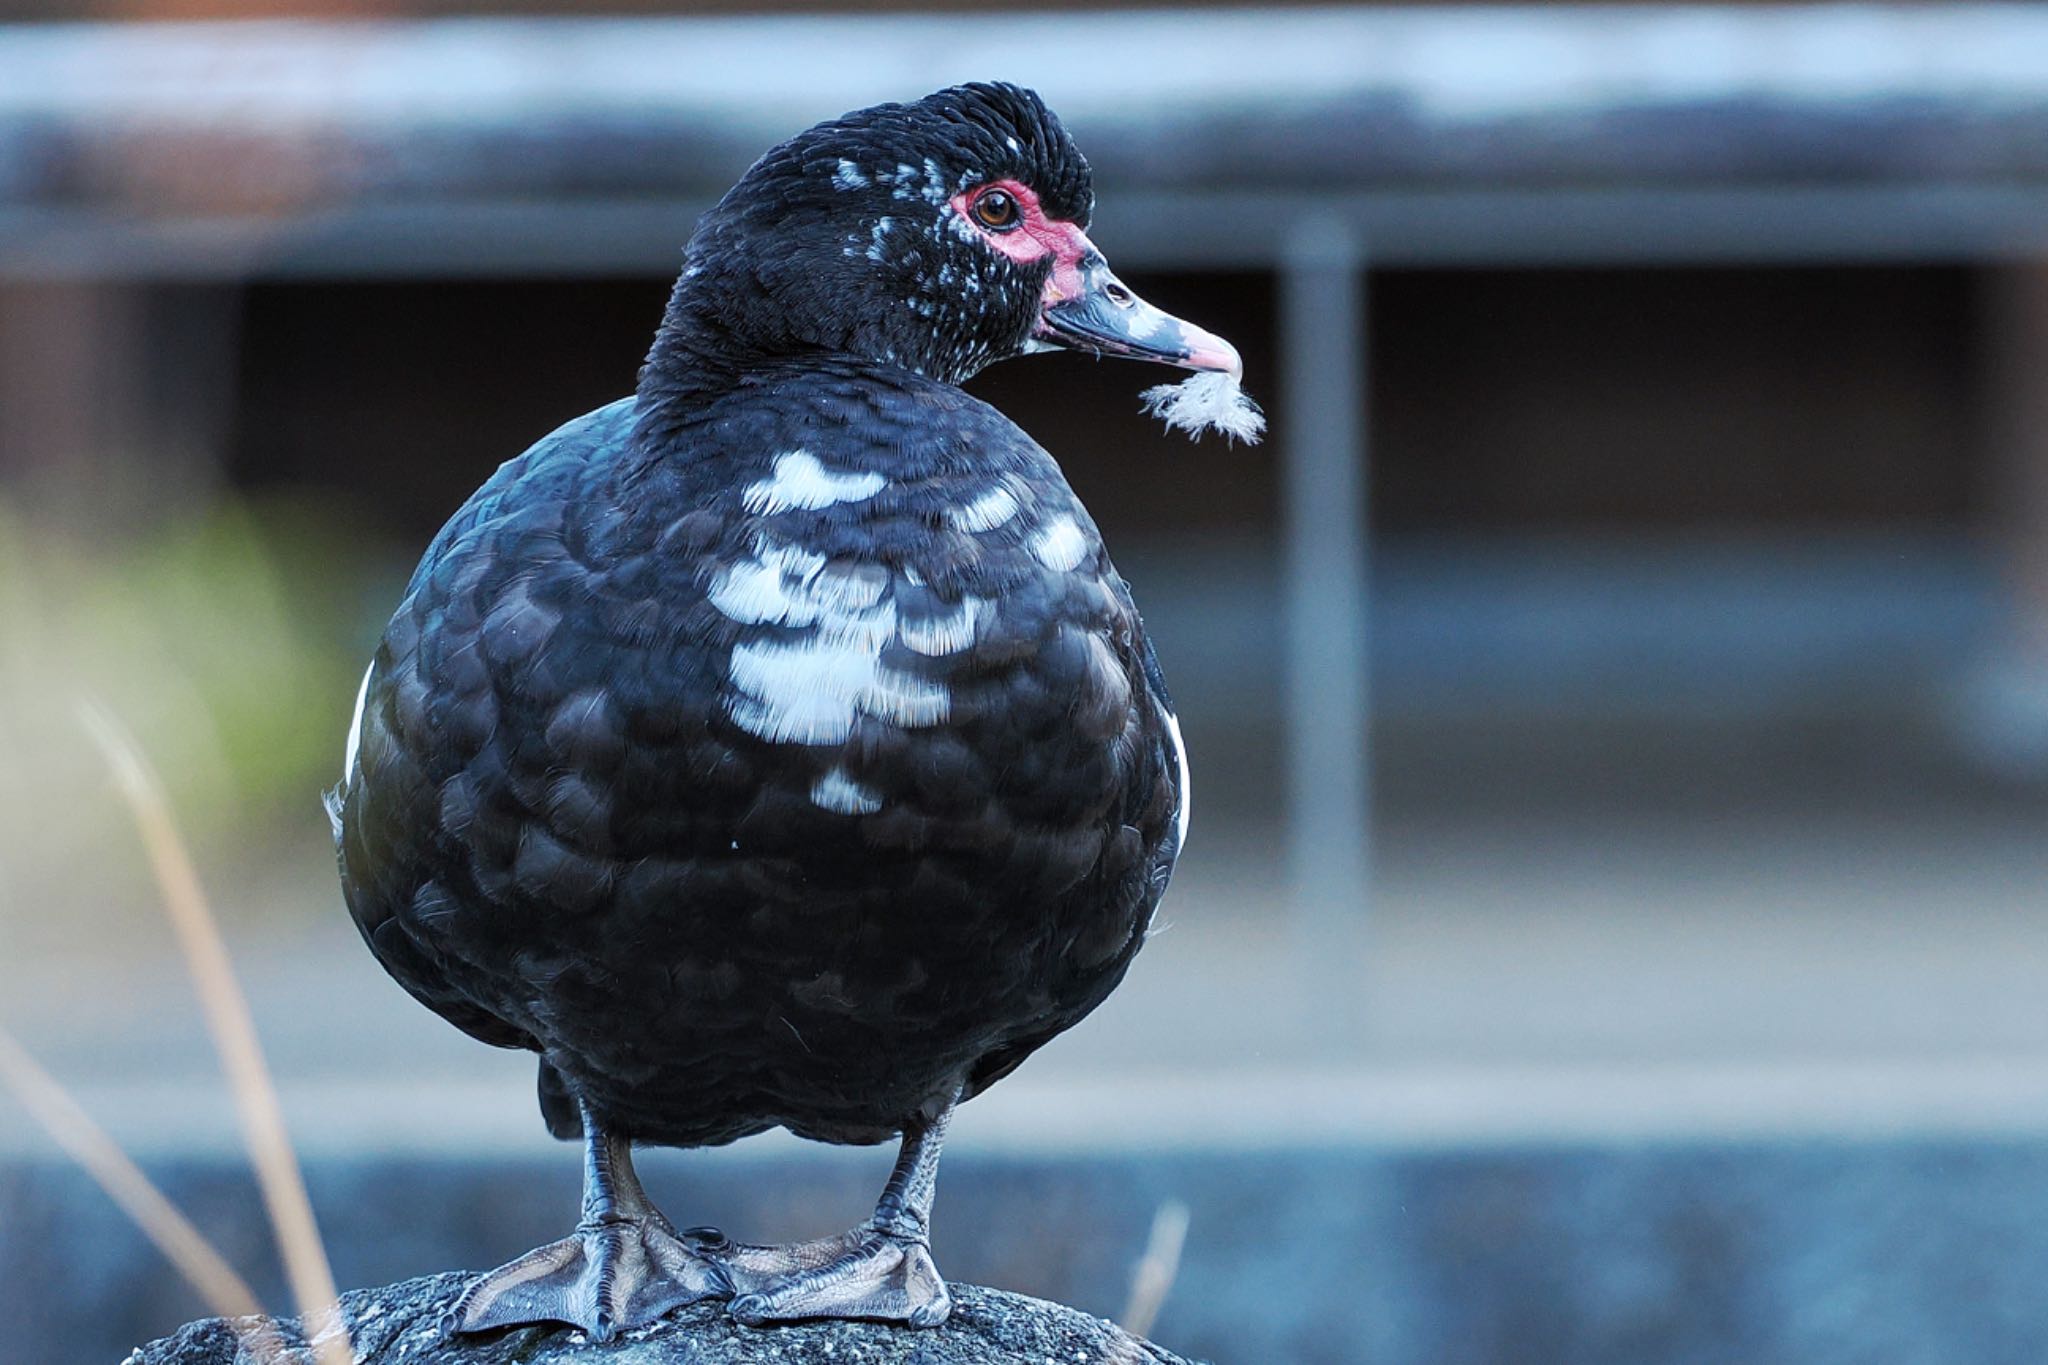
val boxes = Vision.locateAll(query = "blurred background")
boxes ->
[5,4,2048,1362]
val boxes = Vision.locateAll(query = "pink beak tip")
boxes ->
[1187,334,1244,382]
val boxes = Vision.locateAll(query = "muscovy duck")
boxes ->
[330,82,1246,1339]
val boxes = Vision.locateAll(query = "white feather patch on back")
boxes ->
[1031,515,1089,573]
[708,541,833,626]
[1139,371,1266,445]
[811,767,883,815]
[728,635,948,744]
[899,596,982,656]
[948,485,1020,533]
[743,450,886,514]
[716,535,951,744]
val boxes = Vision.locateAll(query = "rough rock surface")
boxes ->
[125,1273,1198,1365]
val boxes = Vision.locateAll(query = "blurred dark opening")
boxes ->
[231,278,671,538]
[1372,265,1980,533]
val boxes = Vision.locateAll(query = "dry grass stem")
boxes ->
[0,1022,263,1319]
[79,700,354,1365]
[1119,1197,1190,1339]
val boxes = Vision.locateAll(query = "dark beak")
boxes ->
[1037,253,1242,379]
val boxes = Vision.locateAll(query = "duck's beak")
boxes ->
[1036,251,1242,379]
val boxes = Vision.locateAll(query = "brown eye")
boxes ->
[972,188,1020,231]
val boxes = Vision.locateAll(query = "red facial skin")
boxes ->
[948,178,1095,308]
[950,177,1244,378]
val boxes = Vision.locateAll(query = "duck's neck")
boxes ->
[633,277,759,428]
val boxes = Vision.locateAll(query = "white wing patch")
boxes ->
[811,768,883,815]
[1031,515,1089,572]
[743,450,886,515]
[833,159,869,191]
[341,661,373,788]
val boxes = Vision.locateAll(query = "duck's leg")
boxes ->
[452,1100,730,1340]
[723,1091,959,1327]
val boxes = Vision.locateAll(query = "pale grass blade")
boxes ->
[79,700,353,1365]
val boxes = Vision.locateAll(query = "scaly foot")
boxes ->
[451,1215,731,1341]
[721,1222,950,1327]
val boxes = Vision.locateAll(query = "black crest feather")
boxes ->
[772,82,1092,227]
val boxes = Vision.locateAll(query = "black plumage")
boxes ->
[331,82,1232,1338]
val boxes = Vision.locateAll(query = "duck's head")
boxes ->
[650,82,1241,389]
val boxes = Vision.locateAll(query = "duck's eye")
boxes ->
[972,188,1020,231]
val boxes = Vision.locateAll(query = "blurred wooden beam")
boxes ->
[8,9,2048,280]
[7,8,2048,226]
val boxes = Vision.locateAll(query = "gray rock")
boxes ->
[123,1274,1199,1365]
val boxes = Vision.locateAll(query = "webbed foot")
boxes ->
[723,1223,949,1327]
[449,1096,732,1341]
[451,1214,731,1341]
[720,1090,962,1328]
